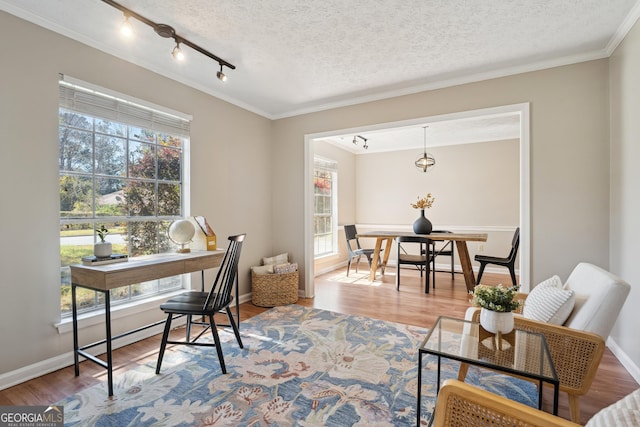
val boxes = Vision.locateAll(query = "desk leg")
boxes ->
[104,291,114,397]
[417,350,423,427]
[455,241,476,293]
[368,238,384,281]
[235,275,240,328]
[72,283,79,377]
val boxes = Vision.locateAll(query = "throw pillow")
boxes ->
[262,253,289,266]
[251,265,274,274]
[274,262,298,274]
[523,275,575,325]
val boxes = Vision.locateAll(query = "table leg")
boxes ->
[455,241,476,293]
[538,380,543,410]
[368,238,384,281]
[553,383,559,415]
[380,237,393,273]
[72,283,79,377]
[104,291,114,397]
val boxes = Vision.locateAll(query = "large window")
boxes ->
[313,157,338,257]
[58,76,191,317]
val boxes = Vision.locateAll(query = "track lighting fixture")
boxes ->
[172,42,184,61]
[217,65,227,82]
[352,135,369,149]
[102,0,235,82]
[415,126,436,172]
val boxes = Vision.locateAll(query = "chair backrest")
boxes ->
[506,227,520,261]
[434,380,580,427]
[397,235,431,260]
[563,262,631,339]
[344,224,362,252]
[204,234,246,311]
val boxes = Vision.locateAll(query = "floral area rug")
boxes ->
[59,305,538,426]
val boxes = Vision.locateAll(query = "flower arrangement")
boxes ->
[97,225,109,243]
[469,284,520,312]
[410,193,435,209]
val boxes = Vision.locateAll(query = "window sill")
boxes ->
[55,289,185,335]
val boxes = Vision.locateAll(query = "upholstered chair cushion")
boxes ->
[562,262,631,339]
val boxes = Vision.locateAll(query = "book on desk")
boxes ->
[81,253,128,266]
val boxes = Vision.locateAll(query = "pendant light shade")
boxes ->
[415,126,436,172]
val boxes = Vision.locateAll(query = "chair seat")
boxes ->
[399,254,427,264]
[354,248,375,257]
[475,254,510,264]
[160,292,231,315]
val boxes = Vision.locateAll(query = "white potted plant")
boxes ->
[469,284,520,334]
[94,224,112,258]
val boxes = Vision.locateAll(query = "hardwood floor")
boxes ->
[0,266,637,425]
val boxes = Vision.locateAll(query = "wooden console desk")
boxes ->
[70,250,224,396]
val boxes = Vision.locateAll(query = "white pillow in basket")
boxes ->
[523,275,575,325]
[251,265,274,274]
[263,253,288,266]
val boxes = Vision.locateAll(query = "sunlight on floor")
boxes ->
[324,271,390,287]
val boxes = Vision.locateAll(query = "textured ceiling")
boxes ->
[2,0,639,120]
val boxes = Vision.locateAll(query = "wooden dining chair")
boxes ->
[156,234,246,375]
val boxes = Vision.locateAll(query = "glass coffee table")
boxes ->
[417,316,559,426]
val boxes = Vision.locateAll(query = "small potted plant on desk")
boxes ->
[470,284,520,336]
[94,224,112,258]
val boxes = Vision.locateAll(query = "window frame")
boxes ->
[58,76,192,318]
[313,157,338,258]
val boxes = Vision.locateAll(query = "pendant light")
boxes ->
[415,126,436,172]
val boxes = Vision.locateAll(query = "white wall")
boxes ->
[356,140,518,224]
[609,16,640,381]
[0,12,272,376]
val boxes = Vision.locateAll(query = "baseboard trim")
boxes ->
[607,336,640,385]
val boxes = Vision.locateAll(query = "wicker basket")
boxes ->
[251,270,299,307]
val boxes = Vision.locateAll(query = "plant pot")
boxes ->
[479,307,514,334]
[94,242,112,258]
[413,209,433,234]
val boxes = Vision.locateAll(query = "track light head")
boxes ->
[120,14,133,37]
[217,65,227,82]
[172,42,184,61]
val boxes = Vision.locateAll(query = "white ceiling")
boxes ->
[2,0,639,122]
[321,112,522,154]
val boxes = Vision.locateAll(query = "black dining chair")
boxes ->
[344,224,379,276]
[475,227,520,287]
[430,230,456,280]
[396,235,432,293]
[156,234,245,375]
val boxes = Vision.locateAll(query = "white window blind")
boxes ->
[58,74,191,138]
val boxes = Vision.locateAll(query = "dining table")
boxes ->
[356,230,488,292]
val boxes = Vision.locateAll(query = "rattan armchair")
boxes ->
[460,309,605,424]
[433,379,581,427]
